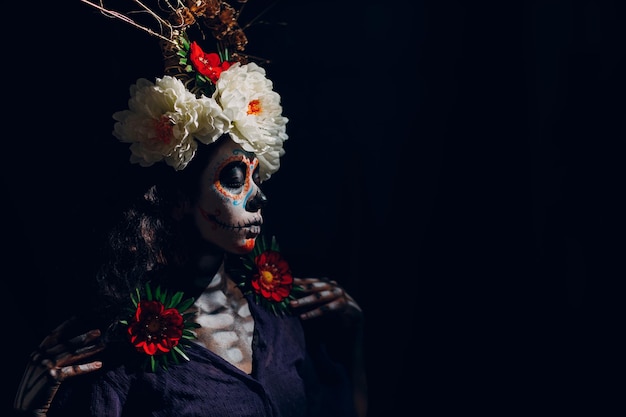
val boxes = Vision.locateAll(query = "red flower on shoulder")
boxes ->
[238,235,302,316]
[120,283,200,372]
[251,250,294,303]
[128,300,184,356]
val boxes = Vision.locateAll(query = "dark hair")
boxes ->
[90,134,230,328]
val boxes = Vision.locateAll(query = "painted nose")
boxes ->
[246,190,268,211]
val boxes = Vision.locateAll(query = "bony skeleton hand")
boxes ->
[290,277,362,322]
[290,277,367,417]
[14,318,105,416]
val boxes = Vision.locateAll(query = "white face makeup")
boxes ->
[193,137,266,254]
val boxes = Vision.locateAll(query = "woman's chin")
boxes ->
[226,236,257,255]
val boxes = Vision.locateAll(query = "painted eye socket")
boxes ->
[251,166,261,186]
[218,161,247,190]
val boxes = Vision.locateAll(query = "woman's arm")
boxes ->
[14,318,105,417]
[290,277,368,417]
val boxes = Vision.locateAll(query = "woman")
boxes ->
[15,133,366,417]
[13,1,366,415]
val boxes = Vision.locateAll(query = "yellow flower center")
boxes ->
[247,99,261,115]
[261,270,274,285]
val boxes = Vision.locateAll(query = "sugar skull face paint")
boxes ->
[193,137,267,254]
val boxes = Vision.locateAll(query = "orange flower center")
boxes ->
[247,99,261,115]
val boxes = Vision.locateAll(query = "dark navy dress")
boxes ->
[47,294,357,417]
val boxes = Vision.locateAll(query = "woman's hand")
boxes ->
[290,277,368,417]
[14,318,105,416]
[290,277,362,322]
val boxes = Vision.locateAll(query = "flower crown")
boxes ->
[82,0,288,181]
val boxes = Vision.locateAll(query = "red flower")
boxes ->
[127,300,184,356]
[237,235,300,316]
[189,41,231,83]
[251,250,294,302]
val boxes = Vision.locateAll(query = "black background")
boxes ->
[4,1,624,415]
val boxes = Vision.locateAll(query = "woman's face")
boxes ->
[193,137,266,255]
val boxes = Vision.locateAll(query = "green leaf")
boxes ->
[173,345,190,362]
[145,282,153,301]
[177,297,195,312]
[182,312,196,321]
[195,73,206,84]
[158,287,169,304]
[130,292,138,308]
[182,329,197,339]
[169,291,183,309]
[150,356,156,373]
[270,235,280,251]
[219,46,231,62]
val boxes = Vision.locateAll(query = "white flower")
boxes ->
[112,76,229,171]
[112,64,288,178]
[213,62,289,181]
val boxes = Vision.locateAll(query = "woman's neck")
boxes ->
[191,243,226,290]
